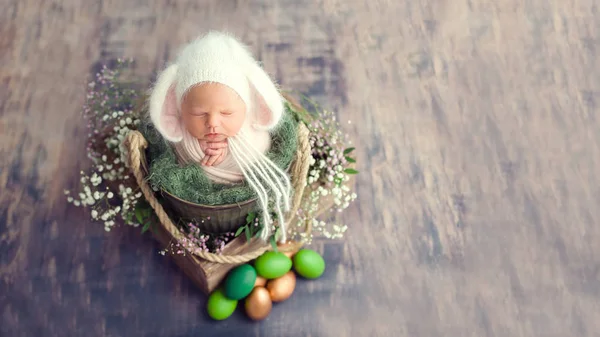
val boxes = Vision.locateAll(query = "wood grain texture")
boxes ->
[1,0,600,336]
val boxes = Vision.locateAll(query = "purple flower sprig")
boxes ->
[287,106,358,244]
[162,220,238,256]
[65,59,149,232]
[306,109,356,188]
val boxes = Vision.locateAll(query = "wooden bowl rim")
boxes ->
[160,189,258,210]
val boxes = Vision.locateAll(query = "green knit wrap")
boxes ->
[138,105,299,206]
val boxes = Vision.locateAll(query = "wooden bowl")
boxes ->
[159,189,257,234]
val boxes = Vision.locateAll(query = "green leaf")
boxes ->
[245,226,251,242]
[135,207,144,224]
[235,225,246,237]
[344,168,359,174]
[343,147,355,155]
[141,221,151,234]
[345,156,356,163]
[270,236,278,252]
[246,212,256,225]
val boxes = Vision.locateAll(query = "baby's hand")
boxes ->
[199,140,228,166]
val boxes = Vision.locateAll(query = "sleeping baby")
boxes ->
[148,31,292,242]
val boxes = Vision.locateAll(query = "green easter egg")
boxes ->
[207,288,238,320]
[293,249,325,279]
[254,251,292,279]
[224,264,257,300]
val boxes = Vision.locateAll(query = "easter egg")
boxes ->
[244,287,272,321]
[254,251,292,279]
[277,241,300,258]
[207,288,238,320]
[254,276,267,288]
[224,264,257,300]
[293,249,325,279]
[266,271,296,302]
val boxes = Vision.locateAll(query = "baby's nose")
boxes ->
[207,114,220,126]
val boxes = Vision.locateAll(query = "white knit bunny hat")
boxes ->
[148,31,285,142]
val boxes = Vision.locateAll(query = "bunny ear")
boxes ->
[148,64,184,142]
[224,36,284,131]
[246,62,284,131]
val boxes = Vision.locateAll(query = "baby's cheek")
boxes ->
[225,112,246,135]
[232,120,247,135]
[186,121,206,138]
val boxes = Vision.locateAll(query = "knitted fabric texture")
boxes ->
[173,32,252,110]
[139,105,299,206]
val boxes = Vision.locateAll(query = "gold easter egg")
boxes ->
[254,276,267,288]
[266,271,296,302]
[277,241,300,258]
[244,287,272,321]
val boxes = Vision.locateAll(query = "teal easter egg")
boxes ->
[293,249,325,279]
[207,288,238,320]
[224,264,257,300]
[254,251,292,279]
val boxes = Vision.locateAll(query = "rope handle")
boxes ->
[124,122,312,264]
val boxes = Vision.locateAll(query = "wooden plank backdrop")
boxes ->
[2,0,600,336]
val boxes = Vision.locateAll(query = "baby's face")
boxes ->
[181,83,247,142]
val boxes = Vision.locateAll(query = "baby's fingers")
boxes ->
[215,150,227,166]
[206,153,219,166]
[205,149,221,156]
